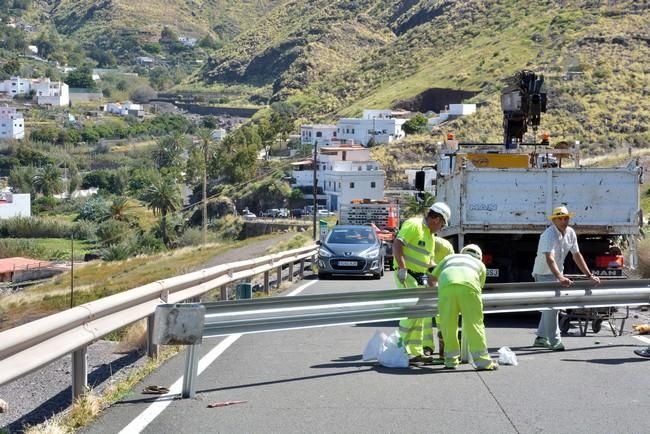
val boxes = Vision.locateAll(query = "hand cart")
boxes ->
[559,306,630,337]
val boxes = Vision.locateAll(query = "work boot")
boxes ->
[409,355,435,365]
[533,336,549,347]
[476,361,499,371]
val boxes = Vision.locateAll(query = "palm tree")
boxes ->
[32,165,63,197]
[403,192,435,218]
[142,176,181,246]
[108,196,132,222]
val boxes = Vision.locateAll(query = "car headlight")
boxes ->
[319,248,333,258]
[360,248,380,258]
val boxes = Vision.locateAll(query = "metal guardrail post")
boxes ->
[147,314,159,359]
[276,266,282,288]
[182,344,200,399]
[264,271,270,295]
[288,262,294,282]
[72,346,88,400]
[299,259,305,278]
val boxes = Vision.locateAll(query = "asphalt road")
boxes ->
[82,273,650,434]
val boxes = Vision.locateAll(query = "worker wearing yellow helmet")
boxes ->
[431,244,498,370]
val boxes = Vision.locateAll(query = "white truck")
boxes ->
[428,70,643,283]
[435,152,643,282]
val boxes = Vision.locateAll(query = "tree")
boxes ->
[108,196,132,222]
[159,26,178,43]
[130,86,157,103]
[66,66,96,89]
[8,165,36,194]
[32,165,63,197]
[2,58,20,76]
[152,133,187,177]
[142,175,181,246]
[403,192,435,218]
[402,114,429,135]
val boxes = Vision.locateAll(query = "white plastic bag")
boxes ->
[377,331,409,368]
[498,346,518,366]
[362,330,387,361]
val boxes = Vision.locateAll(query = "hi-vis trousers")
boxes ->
[394,272,434,356]
[439,283,492,369]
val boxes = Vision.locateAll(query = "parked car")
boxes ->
[242,211,256,220]
[317,225,384,279]
[292,208,305,218]
[278,208,290,218]
[317,209,335,217]
[262,208,281,218]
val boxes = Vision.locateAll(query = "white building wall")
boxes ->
[448,103,476,115]
[0,76,32,96]
[0,106,25,140]
[0,193,31,218]
[300,125,337,146]
[34,80,69,106]
[336,118,406,145]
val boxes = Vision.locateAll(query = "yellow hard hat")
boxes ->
[548,206,575,220]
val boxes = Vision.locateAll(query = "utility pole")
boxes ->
[312,140,318,240]
[202,143,208,246]
[70,233,74,309]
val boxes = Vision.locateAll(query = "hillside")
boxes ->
[200,0,650,151]
[35,0,281,41]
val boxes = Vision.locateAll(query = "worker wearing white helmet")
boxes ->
[393,201,450,363]
[431,244,498,370]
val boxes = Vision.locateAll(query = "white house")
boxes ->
[318,144,385,211]
[336,109,407,146]
[0,106,25,140]
[428,103,476,128]
[105,101,143,116]
[0,191,31,219]
[136,56,154,66]
[0,76,33,97]
[211,128,227,141]
[27,45,38,55]
[178,36,198,47]
[300,124,337,148]
[33,78,69,106]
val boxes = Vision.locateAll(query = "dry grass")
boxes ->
[114,320,147,354]
[638,238,650,279]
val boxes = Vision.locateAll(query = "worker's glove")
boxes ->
[397,268,408,284]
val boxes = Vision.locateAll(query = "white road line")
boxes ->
[632,335,650,345]
[119,279,318,433]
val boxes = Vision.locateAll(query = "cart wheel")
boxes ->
[592,318,603,334]
[559,314,571,334]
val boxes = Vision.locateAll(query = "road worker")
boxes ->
[532,206,600,351]
[393,201,451,363]
[431,244,498,370]
[433,237,455,358]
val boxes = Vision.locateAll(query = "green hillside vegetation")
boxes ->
[199,0,649,153]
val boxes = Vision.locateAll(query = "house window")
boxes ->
[346,128,349,134]
[349,182,355,188]
[371,182,376,188]
[333,132,337,137]
[338,182,341,188]
[352,129,355,134]
[316,132,322,137]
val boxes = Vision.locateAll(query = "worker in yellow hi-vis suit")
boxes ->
[431,244,498,370]
[433,237,455,357]
[393,202,451,363]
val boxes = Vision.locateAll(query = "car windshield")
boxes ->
[326,228,377,244]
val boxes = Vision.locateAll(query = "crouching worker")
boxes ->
[431,244,498,371]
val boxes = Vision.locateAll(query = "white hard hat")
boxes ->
[429,202,451,226]
[461,244,483,261]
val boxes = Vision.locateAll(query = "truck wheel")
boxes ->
[591,318,603,334]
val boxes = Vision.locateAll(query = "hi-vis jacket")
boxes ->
[432,253,486,292]
[393,217,434,273]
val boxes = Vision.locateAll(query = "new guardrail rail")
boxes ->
[151,279,650,398]
[0,244,318,398]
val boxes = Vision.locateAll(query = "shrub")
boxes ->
[176,227,218,247]
[100,243,133,261]
[0,216,71,238]
[0,238,47,258]
[96,220,132,246]
[77,197,110,222]
[209,215,243,240]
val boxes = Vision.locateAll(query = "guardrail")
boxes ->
[0,244,318,398]
[151,279,650,398]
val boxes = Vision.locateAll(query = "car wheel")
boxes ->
[318,273,329,280]
[380,266,385,277]
[372,272,381,280]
